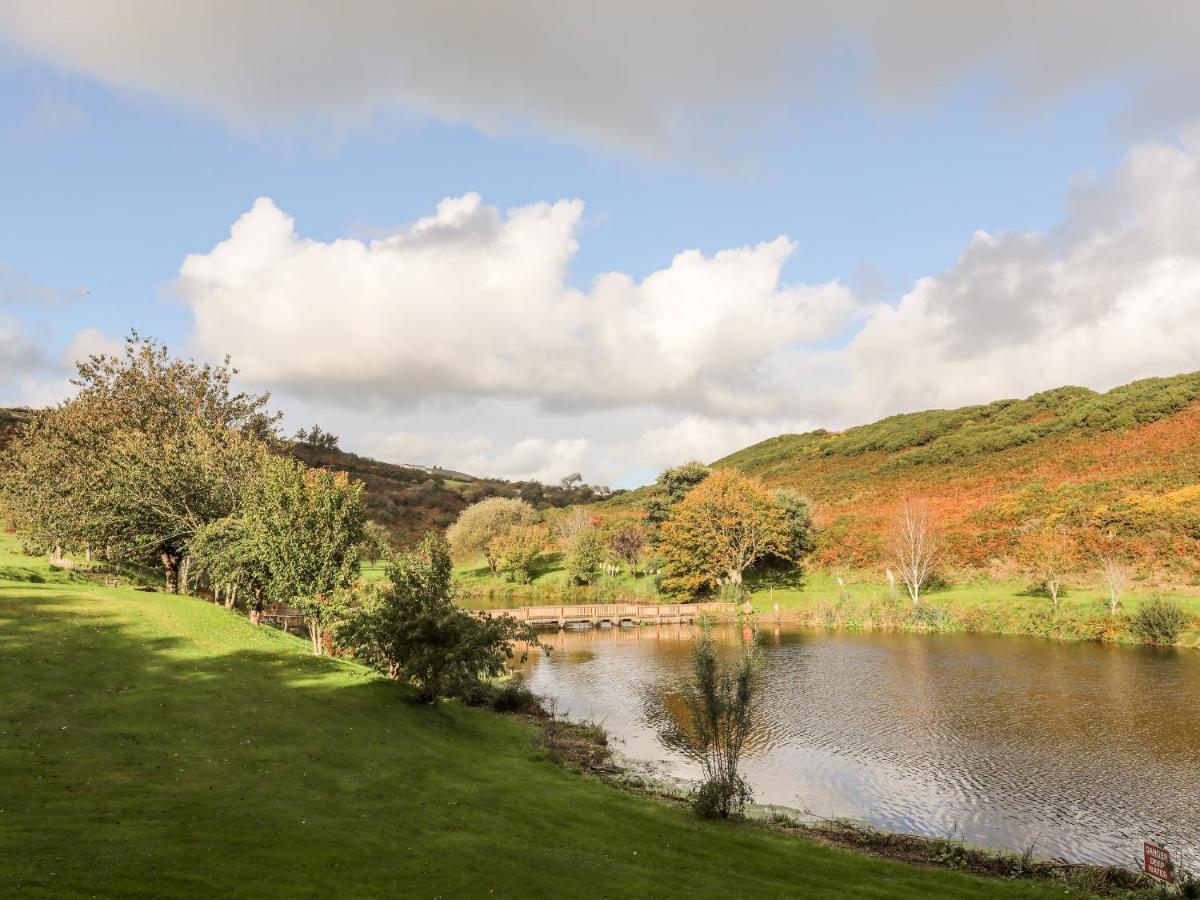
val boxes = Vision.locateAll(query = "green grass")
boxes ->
[746,568,1200,647]
[0,534,1064,898]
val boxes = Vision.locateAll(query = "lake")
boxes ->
[517,624,1200,868]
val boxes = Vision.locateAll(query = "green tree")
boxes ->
[337,533,541,702]
[661,469,788,597]
[566,526,606,584]
[488,524,545,584]
[190,456,366,647]
[0,334,276,591]
[248,457,366,653]
[447,497,537,575]
[360,521,392,566]
[772,488,816,565]
[645,461,711,533]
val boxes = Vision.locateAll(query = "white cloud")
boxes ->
[365,429,590,485]
[4,3,1200,154]
[180,193,857,416]
[62,327,123,367]
[836,130,1200,421]
[0,317,49,405]
[634,415,816,469]
[297,130,1200,486]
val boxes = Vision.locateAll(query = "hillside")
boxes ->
[0,408,604,548]
[0,535,1055,899]
[720,373,1200,576]
[289,441,606,545]
[618,372,1200,579]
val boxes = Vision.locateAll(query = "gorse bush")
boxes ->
[1131,595,1188,644]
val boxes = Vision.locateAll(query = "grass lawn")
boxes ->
[0,535,1064,899]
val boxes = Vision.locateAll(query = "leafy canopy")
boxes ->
[660,469,788,596]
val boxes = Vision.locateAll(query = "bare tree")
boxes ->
[554,507,592,548]
[1099,554,1127,615]
[887,499,944,606]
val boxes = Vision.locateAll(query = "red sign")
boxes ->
[1144,842,1173,884]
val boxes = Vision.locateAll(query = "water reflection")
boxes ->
[517,625,1200,867]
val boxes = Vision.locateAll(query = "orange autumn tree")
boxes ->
[1016,525,1078,608]
[661,469,788,598]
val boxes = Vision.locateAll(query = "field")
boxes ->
[0,533,1064,898]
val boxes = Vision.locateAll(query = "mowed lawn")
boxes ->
[0,539,1064,899]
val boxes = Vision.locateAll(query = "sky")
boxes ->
[2,2,1200,488]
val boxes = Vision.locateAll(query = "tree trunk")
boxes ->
[161,549,181,593]
[307,620,322,656]
[179,555,192,596]
[225,584,237,611]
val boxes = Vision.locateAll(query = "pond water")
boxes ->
[517,624,1200,868]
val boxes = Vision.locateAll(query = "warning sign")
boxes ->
[1144,842,1173,884]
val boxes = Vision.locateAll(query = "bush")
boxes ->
[566,527,605,585]
[681,629,759,819]
[1131,595,1188,645]
[691,775,753,820]
[490,676,544,715]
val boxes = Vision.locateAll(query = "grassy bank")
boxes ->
[451,553,1200,647]
[747,570,1200,648]
[0,535,1066,898]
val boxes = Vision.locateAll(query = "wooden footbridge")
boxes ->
[481,601,734,629]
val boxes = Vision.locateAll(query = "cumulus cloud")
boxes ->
[180,193,857,416]
[175,130,1200,484]
[3,3,1200,154]
[837,130,1200,421]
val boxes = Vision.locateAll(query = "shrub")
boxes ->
[488,524,545,583]
[681,629,758,819]
[490,676,544,715]
[1131,595,1188,645]
[566,527,606,585]
[337,533,543,702]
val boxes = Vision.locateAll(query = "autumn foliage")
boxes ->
[708,373,1200,579]
[661,469,788,597]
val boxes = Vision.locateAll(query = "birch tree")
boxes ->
[1017,526,1077,608]
[887,499,944,606]
[1099,554,1127,615]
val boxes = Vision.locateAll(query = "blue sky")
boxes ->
[2,5,1200,487]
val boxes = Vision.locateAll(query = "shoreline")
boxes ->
[524,709,1160,896]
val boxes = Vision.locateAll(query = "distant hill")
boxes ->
[614,372,1200,579]
[0,408,611,548]
[289,442,608,545]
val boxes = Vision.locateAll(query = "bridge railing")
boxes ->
[481,601,735,625]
